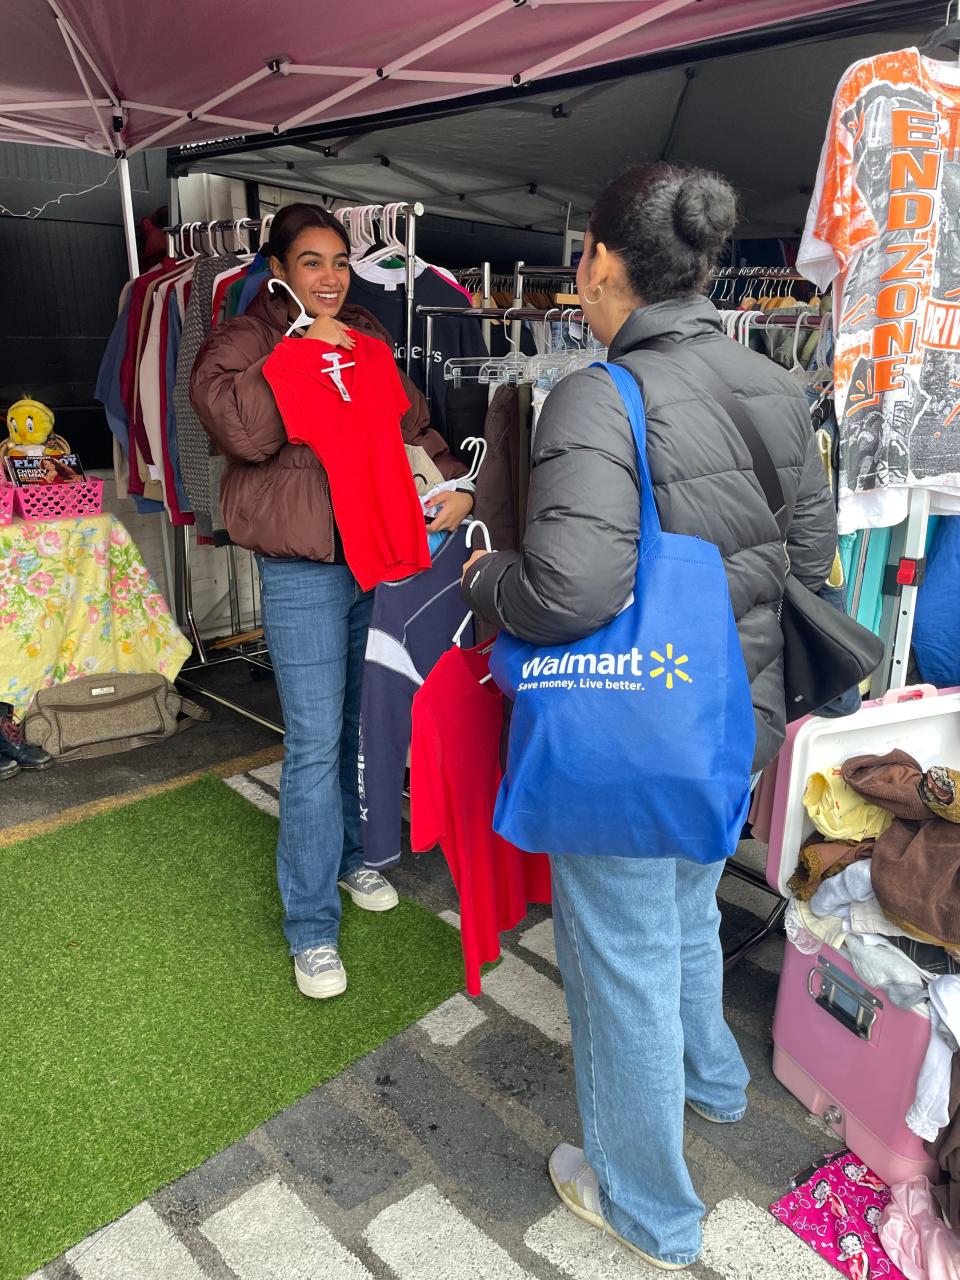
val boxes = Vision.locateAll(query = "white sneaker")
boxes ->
[337,868,399,912]
[548,1143,691,1271]
[294,945,347,999]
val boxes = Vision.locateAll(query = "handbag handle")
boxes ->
[639,338,790,542]
[592,361,663,558]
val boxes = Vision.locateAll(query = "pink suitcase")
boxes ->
[766,684,960,1187]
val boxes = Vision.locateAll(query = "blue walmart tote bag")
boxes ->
[489,362,756,863]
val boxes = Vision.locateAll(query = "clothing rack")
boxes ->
[155,202,426,733]
[512,263,580,341]
[710,266,807,280]
[163,202,425,375]
[454,263,496,347]
[417,303,588,394]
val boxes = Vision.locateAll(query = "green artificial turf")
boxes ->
[0,774,465,1280]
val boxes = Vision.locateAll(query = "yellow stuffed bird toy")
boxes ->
[2,397,70,460]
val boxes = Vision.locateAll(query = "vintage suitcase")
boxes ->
[766,685,959,1186]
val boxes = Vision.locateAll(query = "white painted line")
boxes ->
[66,1204,206,1280]
[365,1184,534,1279]
[225,775,280,817]
[439,909,462,931]
[250,762,282,790]
[483,952,570,1045]
[417,993,487,1046]
[202,1177,372,1279]
[525,1207,660,1276]
[518,918,557,967]
[701,1197,837,1279]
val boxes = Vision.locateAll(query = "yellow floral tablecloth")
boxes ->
[0,514,191,717]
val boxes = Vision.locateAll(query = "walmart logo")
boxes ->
[649,643,692,690]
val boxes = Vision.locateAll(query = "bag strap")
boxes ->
[178,695,212,723]
[639,338,790,541]
[592,361,663,555]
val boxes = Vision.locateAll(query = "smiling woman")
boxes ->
[266,206,356,350]
[189,200,473,1003]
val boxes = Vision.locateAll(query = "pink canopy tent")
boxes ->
[2,0,872,270]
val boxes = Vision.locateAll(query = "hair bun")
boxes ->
[673,173,737,254]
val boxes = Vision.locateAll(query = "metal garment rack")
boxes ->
[159,202,425,732]
[512,263,579,344]
[417,303,589,399]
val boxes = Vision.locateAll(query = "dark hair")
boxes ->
[588,162,737,304]
[264,202,351,264]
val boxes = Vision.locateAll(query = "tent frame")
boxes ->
[14,0,924,165]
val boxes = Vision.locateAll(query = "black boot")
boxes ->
[0,756,20,781]
[0,709,53,771]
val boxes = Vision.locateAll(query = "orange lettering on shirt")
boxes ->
[947,111,960,163]
[872,320,918,358]
[887,192,935,232]
[890,150,941,191]
[879,242,928,283]
[876,282,920,320]
[874,356,909,392]
[891,109,939,148]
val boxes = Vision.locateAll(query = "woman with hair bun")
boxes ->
[462,164,837,1269]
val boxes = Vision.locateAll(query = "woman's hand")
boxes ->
[462,548,490,582]
[304,315,356,349]
[429,489,474,533]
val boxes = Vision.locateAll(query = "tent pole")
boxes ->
[118,155,140,279]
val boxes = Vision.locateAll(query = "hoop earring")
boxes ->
[582,283,604,305]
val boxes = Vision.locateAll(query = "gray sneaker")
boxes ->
[294,945,347,999]
[337,868,399,912]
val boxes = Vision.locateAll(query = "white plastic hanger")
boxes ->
[267,277,356,395]
[267,276,313,337]
[452,522,493,664]
[460,436,488,484]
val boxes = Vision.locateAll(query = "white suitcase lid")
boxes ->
[772,687,960,899]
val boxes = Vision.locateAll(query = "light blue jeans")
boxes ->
[258,557,373,954]
[550,852,749,1266]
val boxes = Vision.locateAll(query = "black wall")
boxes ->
[0,144,166,469]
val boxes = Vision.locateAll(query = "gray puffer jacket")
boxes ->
[463,297,838,770]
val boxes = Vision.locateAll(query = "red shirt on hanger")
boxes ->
[411,641,551,996]
[263,330,431,591]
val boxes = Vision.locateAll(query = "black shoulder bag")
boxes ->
[639,340,885,720]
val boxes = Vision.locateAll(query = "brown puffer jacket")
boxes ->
[189,282,466,560]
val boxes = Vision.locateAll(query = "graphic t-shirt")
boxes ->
[263,331,431,590]
[798,49,960,533]
[411,643,551,996]
[360,529,472,871]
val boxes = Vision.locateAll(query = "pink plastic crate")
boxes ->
[0,483,13,525]
[1,478,103,522]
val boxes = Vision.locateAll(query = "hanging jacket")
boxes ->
[189,281,466,562]
[464,297,838,770]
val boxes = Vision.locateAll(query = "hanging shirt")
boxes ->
[94,294,164,516]
[798,49,960,534]
[345,267,487,440]
[263,331,431,591]
[360,529,471,871]
[410,642,552,996]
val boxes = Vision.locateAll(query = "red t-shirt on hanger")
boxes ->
[410,641,551,996]
[263,330,430,590]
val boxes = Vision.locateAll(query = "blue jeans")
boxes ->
[550,853,749,1266]
[258,557,373,954]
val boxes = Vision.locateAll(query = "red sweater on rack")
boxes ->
[411,642,551,996]
[263,331,430,590]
